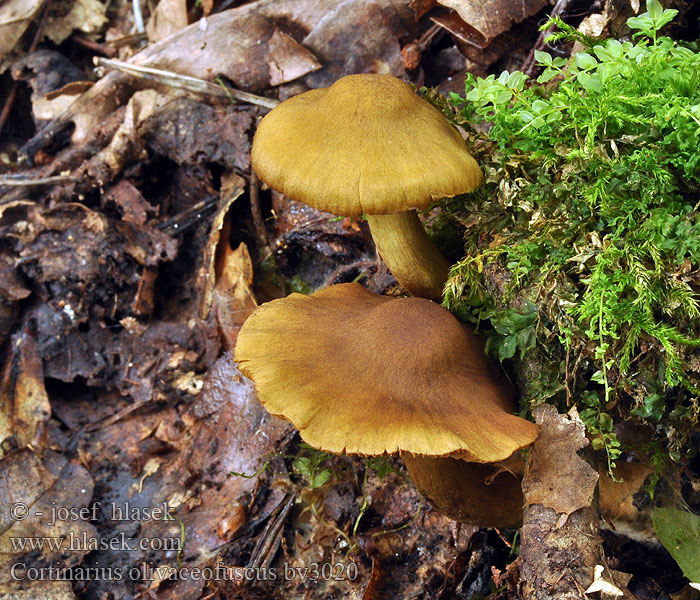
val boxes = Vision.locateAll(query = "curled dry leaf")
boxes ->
[0,0,44,73]
[146,0,188,43]
[198,172,246,322]
[437,0,547,42]
[522,405,598,516]
[0,333,51,460]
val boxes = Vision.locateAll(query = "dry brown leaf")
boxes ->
[34,0,328,147]
[44,0,108,45]
[0,450,96,591]
[303,0,407,88]
[522,405,599,516]
[268,28,322,86]
[0,0,44,73]
[409,0,437,20]
[146,0,189,43]
[437,0,547,42]
[0,333,51,460]
[198,172,245,319]
[212,241,256,351]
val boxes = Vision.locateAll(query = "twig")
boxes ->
[247,494,295,570]
[521,0,572,77]
[103,32,148,48]
[156,194,219,234]
[132,0,145,34]
[0,174,78,187]
[249,168,268,245]
[71,33,118,57]
[93,57,279,110]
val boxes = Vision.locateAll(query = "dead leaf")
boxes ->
[0,0,44,73]
[303,0,407,88]
[212,242,256,351]
[0,449,96,593]
[437,0,547,42]
[268,28,322,86]
[26,0,328,149]
[522,405,599,516]
[139,97,255,172]
[599,457,653,522]
[430,11,519,66]
[585,564,625,598]
[0,333,51,460]
[103,180,153,225]
[11,50,86,124]
[146,0,189,42]
[44,0,108,45]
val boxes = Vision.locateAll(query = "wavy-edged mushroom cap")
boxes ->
[234,283,539,460]
[251,74,482,217]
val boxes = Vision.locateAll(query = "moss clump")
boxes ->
[440,0,700,472]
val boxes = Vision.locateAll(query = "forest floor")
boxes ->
[1,0,700,598]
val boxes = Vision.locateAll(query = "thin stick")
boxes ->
[132,0,145,34]
[0,174,78,186]
[71,34,118,57]
[521,0,572,77]
[249,168,268,245]
[94,57,279,110]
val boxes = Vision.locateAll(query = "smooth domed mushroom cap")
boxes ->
[251,74,483,217]
[234,283,539,460]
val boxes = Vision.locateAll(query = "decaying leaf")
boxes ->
[25,0,329,149]
[0,333,51,460]
[437,0,547,42]
[518,405,605,600]
[584,564,627,598]
[0,449,96,593]
[146,0,189,43]
[0,0,44,73]
[44,0,108,45]
[523,405,599,516]
[302,0,407,88]
[198,172,246,321]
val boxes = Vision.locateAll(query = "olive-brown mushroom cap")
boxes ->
[251,74,483,217]
[234,283,539,460]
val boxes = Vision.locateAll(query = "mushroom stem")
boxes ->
[366,210,450,302]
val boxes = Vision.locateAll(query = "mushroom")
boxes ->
[234,283,539,525]
[251,74,482,301]
[402,454,525,528]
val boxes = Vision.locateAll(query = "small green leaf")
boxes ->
[653,507,700,584]
[574,52,598,70]
[311,470,331,488]
[534,49,553,66]
[499,335,518,361]
[591,370,606,384]
[647,0,663,20]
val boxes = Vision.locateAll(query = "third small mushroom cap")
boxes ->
[233,283,538,462]
[251,74,483,301]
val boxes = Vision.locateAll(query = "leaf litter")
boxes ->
[1,0,693,598]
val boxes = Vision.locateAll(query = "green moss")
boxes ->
[441,0,700,472]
